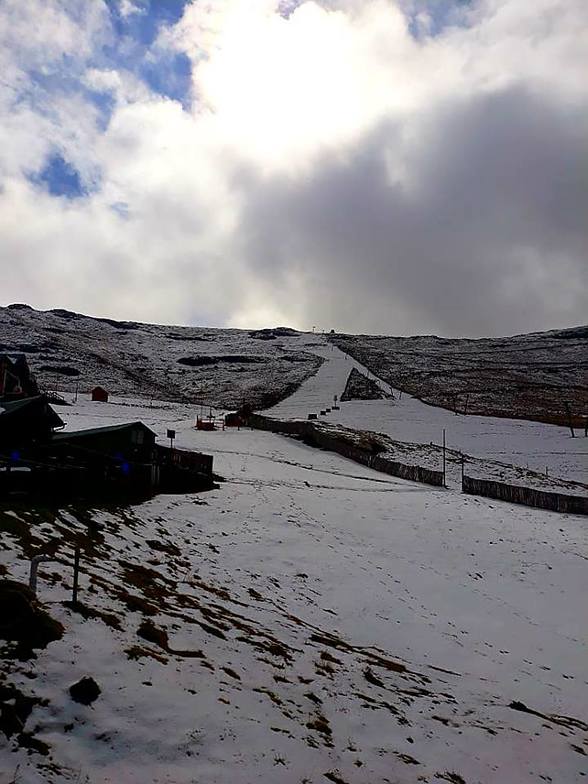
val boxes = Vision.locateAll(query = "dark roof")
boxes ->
[0,354,40,398]
[0,397,35,415]
[52,421,156,441]
[0,395,64,429]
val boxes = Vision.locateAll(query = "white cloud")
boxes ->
[0,0,586,334]
[119,0,146,19]
[0,0,111,182]
[0,0,110,66]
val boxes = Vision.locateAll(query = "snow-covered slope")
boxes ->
[0,304,322,409]
[1,398,587,783]
[330,328,588,426]
[269,339,587,486]
[1,315,587,783]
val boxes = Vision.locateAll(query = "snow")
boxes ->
[330,328,587,426]
[1,343,587,783]
[0,305,322,409]
[269,338,587,486]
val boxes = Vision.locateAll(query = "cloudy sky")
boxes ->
[0,0,586,336]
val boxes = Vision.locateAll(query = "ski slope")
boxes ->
[1,383,587,782]
[269,336,587,484]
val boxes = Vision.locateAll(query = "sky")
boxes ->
[0,0,586,336]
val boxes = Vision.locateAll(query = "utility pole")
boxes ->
[72,546,81,608]
[442,429,446,487]
[564,401,575,438]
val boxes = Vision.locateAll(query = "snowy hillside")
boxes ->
[1,396,587,784]
[330,328,588,426]
[269,340,587,486]
[1,314,587,783]
[0,304,323,409]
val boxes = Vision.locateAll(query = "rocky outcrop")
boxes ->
[340,368,391,402]
[0,580,64,660]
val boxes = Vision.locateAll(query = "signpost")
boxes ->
[167,429,176,449]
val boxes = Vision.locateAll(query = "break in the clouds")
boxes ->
[0,0,586,335]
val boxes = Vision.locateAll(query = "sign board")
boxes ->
[167,429,176,440]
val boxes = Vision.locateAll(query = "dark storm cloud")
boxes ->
[237,86,588,336]
[2,0,586,333]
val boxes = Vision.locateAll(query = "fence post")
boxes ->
[564,402,575,438]
[72,546,81,607]
[29,555,54,596]
[442,429,446,486]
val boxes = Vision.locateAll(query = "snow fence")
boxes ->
[462,475,588,516]
[247,414,444,487]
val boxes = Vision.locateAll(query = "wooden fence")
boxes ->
[462,475,588,516]
[247,414,444,487]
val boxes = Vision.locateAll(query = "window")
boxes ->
[131,429,145,445]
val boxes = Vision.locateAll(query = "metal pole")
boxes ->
[442,429,446,486]
[72,546,80,607]
[564,402,575,438]
[29,555,54,596]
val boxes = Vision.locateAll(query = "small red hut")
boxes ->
[91,386,109,403]
[224,412,243,428]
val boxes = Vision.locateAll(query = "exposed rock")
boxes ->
[0,683,38,738]
[178,355,266,367]
[69,676,101,705]
[340,368,391,402]
[39,365,80,376]
[0,580,64,660]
